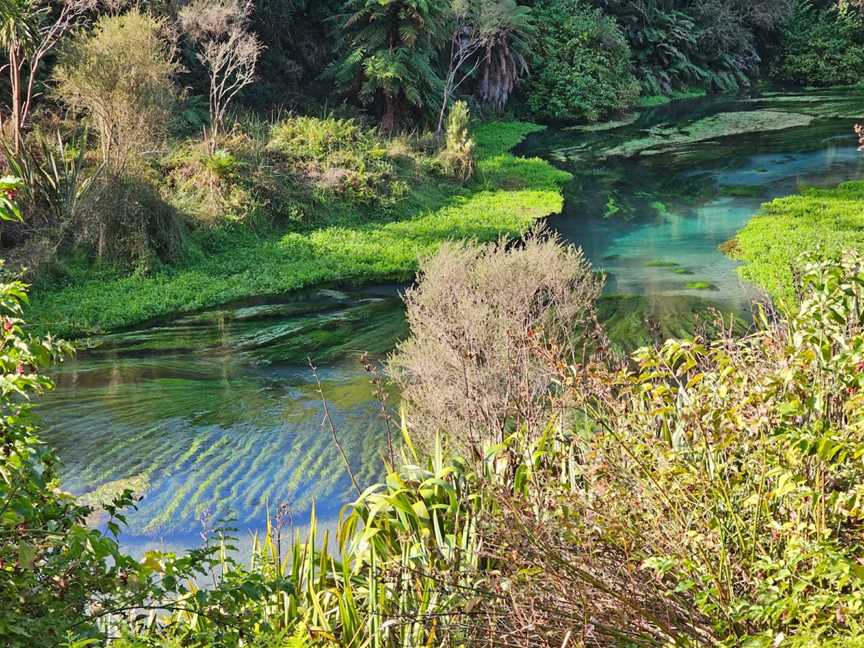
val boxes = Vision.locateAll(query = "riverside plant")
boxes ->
[163,248,864,647]
[494,251,864,646]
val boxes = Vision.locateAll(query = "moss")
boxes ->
[28,121,571,337]
[673,267,694,275]
[729,179,864,304]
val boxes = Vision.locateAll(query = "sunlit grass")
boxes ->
[729,179,864,303]
[28,121,569,337]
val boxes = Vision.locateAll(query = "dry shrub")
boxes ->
[389,228,605,460]
[470,499,714,647]
[179,0,263,144]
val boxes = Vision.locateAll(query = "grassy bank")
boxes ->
[27,122,569,337]
[728,179,864,302]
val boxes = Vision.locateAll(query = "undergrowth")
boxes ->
[27,121,568,336]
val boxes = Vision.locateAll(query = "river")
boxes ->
[38,87,864,552]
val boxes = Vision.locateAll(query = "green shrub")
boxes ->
[267,116,406,206]
[525,0,640,121]
[204,149,239,179]
[772,0,864,86]
[53,9,179,173]
[436,101,476,182]
[0,272,130,647]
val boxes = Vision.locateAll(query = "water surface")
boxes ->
[39,88,864,550]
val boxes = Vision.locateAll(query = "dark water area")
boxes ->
[38,88,864,552]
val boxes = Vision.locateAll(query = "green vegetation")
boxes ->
[10,236,864,646]
[7,2,864,645]
[638,87,707,107]
[525,0,640,122]
[601,110,815,158]
[773,0,864,86]
[686,280,715,290]
[28,121,568,336]
[729,179,864,303]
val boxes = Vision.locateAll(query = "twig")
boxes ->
[308,357,361,496]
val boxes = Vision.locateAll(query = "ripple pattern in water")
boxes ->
[38,287,407,542]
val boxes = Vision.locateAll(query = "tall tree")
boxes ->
[437,0,533,133]
[179,0,263,147]
[329,0,449,132]
[0,0,90,150]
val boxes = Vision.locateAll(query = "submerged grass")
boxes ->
[28,122,569,337]
[729,179,864,303]
[601,110,814,159]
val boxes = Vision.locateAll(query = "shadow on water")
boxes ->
[40,87,864,552]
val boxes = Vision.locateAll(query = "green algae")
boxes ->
[719,185,765,198]
[598,294,747,354]
[565,113,640,133]
[646,260,680,268]
[638,88,707,108]
[601,110,815,159]
[687,281,716,290]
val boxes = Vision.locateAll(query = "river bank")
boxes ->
[27,121,569,338]
[727,179,864,303]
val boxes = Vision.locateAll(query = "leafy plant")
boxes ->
[437,100,476,181]
[327,0,450,132]
[526,0,640,121]
[2,130,98,228]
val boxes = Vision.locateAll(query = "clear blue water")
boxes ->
[37,88,864,551]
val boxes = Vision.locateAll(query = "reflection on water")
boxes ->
[39,88,864,550]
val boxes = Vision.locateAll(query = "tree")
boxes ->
[474,0,533,110]
[437,0,534,133]
[329,0,450,133]
[53,9,179,173]
[178,0,263,148]
[0,0,91,151]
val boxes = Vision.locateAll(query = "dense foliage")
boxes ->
[9,231,864,646]
[772,0,864,86]
[0,0,855,297]
[4,2,864,644]
[526,0,640,121]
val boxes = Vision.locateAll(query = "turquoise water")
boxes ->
[39,286,406,551]
[37,88,864,550]
[517,88,864,319]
